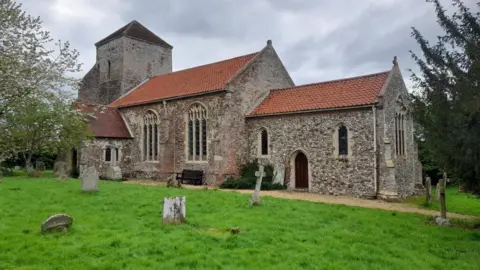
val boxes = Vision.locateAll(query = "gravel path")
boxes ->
[124,180,477,219]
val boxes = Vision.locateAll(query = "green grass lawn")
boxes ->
[406,186,480,216]
[1,176,480,270]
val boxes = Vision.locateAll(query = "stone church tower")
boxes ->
[78,20,173,105]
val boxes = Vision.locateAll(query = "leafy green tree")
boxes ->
[1,93,91,169]
[410,0,480,193]
[0,0,89,167]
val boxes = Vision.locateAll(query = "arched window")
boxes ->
[338,125,348,155]
[395,113,406,155]
[105,147,112,162]
[187,103,208,161]
[107,60,111,80]
[260,128,268,156]
[143,111,159,161]
[104,146,120,163]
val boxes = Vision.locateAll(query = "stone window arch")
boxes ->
[187,103,208,162]
[258,127,269,157]
[103,146,120,163]
[333,123,353,160]
[143,110,159,161]
[395,95,408,156]
[107,60,111,80]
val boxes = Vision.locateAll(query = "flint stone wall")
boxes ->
[247,109,376,198]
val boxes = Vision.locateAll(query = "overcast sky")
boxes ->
[18,0,478,88]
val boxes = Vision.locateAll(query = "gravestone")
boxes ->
[106,166,122,181]
[41,214,73,233]
[162,196,186,224]
[425,175,432,205]
[35,161,46,171]
[249,165,265,206]
[14,166,21,170]
[166,174,182,188]
[81,166,99,192]
[436,174,450,226]
[54,161,67,177]
[273,164,285,185]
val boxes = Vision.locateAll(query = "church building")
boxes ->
[75,20,423,200]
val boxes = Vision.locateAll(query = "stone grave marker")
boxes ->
[81,166,99,192]
[35,161,46,171]
[41,214,73,233]
[162,196,186,224]
[435,173,450,226]
[106,166,122,181]
[249,165,265,206]
[54,161,67,177]
[425,175,432,205]
[273,164,285,185]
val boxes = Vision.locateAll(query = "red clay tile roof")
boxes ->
[110,52,259,108]
[74,103,132,139]
[248,70,391,116]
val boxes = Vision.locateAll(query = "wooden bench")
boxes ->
[176,169,204,185]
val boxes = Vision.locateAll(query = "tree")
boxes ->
[0,0,89,167]
[0,93,91,169]
[410,0,480,193]
[0,0,81,118]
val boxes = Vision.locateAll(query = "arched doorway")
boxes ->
[295,152,309,188]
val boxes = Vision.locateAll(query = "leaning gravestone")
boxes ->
[81,166,99,192]
[249,165,265,206]
[162,196,186,224]
[35,161,46,171]
[106,166,122,181]
[425,175,432,205]
[41,214,73,233]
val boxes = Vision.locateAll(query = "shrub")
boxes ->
[28,170,42,178]
[220,176,285,190]
[0,167,14,177]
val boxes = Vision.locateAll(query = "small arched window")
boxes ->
[105,147,112,162]
[187,103,208,161]
[338,125,348,156]
[107,60,111,80]
[395,113,406,155]
[260,128,268,156]
[143,111,159,161]
[104,146,120,163]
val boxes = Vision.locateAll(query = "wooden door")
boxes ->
[295,153,308,188]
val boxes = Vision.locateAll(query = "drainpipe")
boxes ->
[372,105,378,197]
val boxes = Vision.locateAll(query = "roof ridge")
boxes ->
[270,70,391,92]
[151,51,259,78]
[122,20,136,35]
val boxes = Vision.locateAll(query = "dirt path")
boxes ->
[124,180,478,219]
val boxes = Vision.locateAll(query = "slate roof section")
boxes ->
[74,103,132,139]
[95,20,173,48]
[248,71,391,117]
[110,52,259,108]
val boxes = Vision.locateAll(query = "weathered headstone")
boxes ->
[166,174,182,188]
[81,166,99,192]
[425,175,432,205]
[41,214,73,233]
[436,173,450,226]
[35,161,46,171]
[54,161,67,178]
[106,166,122,181]
[162,196,186,224]
[249,165,265,206]
[14,166,21,170]
[273,164,285,185]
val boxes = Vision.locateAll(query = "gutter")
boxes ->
[246,104,374,118]
[372,105,378,197]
